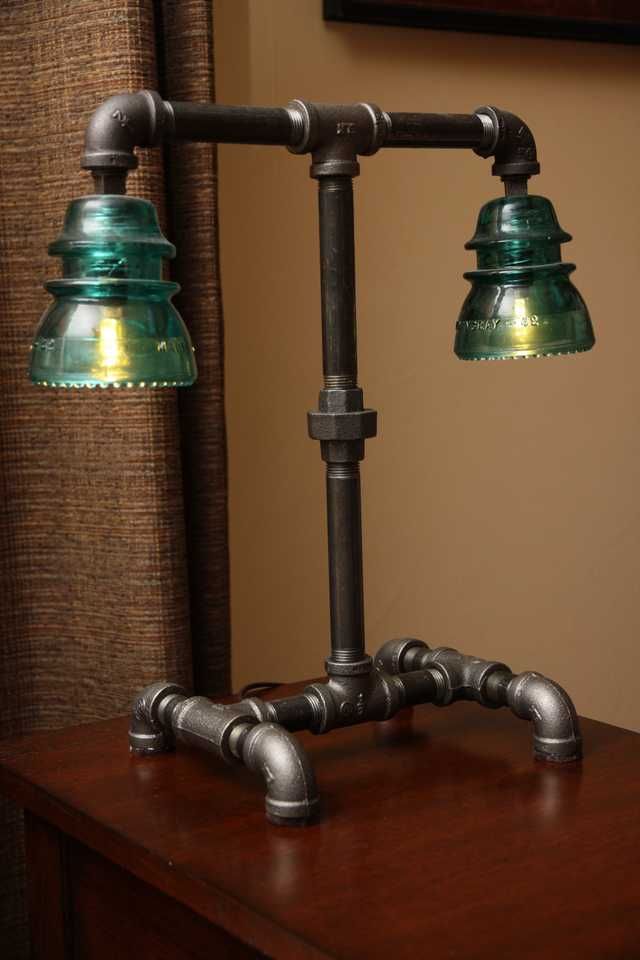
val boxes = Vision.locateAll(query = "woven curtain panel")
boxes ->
[0,1,228,955]
[160,0,230,697]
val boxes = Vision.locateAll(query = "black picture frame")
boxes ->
[324,0,640,45]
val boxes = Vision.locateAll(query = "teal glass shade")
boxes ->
[29,195,197,388]
[455,195,595,361]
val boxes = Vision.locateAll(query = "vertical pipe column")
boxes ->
[316,177,368,670]
[318,177,357,387]
[325,461,364,665]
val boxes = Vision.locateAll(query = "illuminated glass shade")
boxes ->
[29,195,197,388]
[455,195,595,361]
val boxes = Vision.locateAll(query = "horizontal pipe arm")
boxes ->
[240,665,440,735]
[80,90,539,193]
[383,112,489,150]
[166,101,298,146]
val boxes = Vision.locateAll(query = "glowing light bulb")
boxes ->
[30,195,197,388]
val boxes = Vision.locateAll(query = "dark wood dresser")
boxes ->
[1,685,639,959]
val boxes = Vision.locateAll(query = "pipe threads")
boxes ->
[326,654,372,675]
[303,690,325,732]
[426,666,449,705]
[285,100,309,152]
[324,374,357,389]
[327,463,359,480]
[326,648,362,664]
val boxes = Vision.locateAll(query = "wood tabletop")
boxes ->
[1,688,639,960]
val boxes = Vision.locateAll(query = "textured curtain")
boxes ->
[0,1,229,955]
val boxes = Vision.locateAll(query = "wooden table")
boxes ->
[1,685,639,959]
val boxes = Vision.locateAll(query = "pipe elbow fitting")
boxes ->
[507,672,582,763]
[474,106,540,180]
[129,681,187,755]
[82,89,171,175]
[240,723,320,826]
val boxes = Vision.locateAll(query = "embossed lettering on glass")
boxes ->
[455,195,594,360]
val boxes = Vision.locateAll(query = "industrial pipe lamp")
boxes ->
[30,92,594,824]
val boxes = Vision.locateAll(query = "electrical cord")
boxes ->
[239,681,285,698]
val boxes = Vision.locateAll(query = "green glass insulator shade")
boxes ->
[455,195,595,361]
[29,195,197,388]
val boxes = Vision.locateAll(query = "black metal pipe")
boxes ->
[316,175,366,667]
[268,694,317,732]
[318,176,357,385]
[325,462,365,664]
[167,102,296,146]
[384,112,487,149]
[397,668,440,707]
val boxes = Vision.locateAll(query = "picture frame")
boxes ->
[324,1,640,45]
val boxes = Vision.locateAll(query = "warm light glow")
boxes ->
[512,297,530,341]
[95,308,128,378]
[29,195,197,387]
[513,298,527,324]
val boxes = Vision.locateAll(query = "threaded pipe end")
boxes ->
[324,374,357,389]
[327,463,359,480]
[427,666,449,705]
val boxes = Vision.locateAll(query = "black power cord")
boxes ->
[239,681,285,698]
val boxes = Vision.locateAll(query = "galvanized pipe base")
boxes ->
[130,641,581,826]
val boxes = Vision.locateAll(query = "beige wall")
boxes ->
[215,0,640,731]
